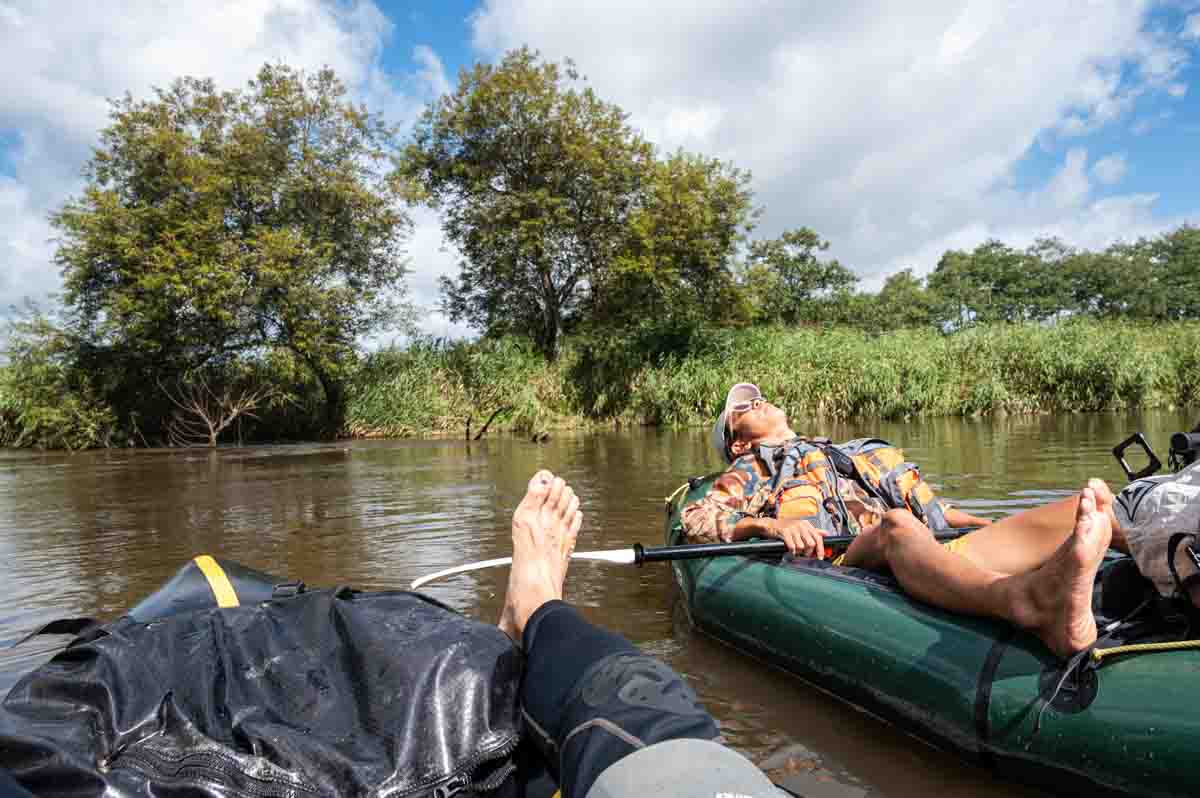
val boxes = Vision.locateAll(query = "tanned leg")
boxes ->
[842,480,1114,658]
[951,487,1127,575]
[999,480,1114,657]
[497,470,583,642]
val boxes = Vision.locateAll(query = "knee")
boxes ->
[878,509,928,550]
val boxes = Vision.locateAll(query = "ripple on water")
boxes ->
[4,413,1194,796]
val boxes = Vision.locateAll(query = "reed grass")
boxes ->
[345,337,571,438]
[346,320,1200,436]
[5,319,1197,446]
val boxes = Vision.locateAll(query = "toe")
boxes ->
[1077,487,1096,521]
[562,496,581,552]
[545,477,565,511]
[528,470,554,493]
[556,485,576,518]
[1088,478,1114,508]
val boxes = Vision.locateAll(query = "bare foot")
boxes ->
[1009,479,1113,658]
[497,470,583,643]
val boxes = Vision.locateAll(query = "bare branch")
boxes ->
[159,373,286,447]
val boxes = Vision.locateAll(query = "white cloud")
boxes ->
[1045,148,1092,208]
[0,0,456,341]
[413,45,452,99]
[1167,82,1189,98]
[403,206,475,340]
[1185,13,1200,41]
[1092,153,1129,185]
[471,0,1197,284]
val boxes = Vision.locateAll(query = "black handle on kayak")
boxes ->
[632,530,967,565]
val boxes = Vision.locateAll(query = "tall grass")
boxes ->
[345,337,570,438]
[623,321,1198,426]
[346,320,1200,437]
[4,320,1198,446]
[350,316,1200,436]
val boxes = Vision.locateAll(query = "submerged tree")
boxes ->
[405,48,654,358]
[52,64,411,436]
[160,371,288,448]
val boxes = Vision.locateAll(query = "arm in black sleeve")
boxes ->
[520,600,721,798]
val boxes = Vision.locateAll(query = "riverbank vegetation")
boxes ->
[2,50,1198,449]
[339,321,1200,438]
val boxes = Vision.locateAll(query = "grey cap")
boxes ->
[585,738,781,798]
[710,382,762,464]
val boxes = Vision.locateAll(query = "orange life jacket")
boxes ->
[753,437,949,535]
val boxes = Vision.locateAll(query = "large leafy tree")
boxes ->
[875,269,937,330]
[404,48,654,358]
[744,228,858,323]
[592,151,757,327]
[928,239,1068,327]
[52,65,411,434]
[1150,225,1200,320]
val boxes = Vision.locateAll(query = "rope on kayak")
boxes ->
[1091,638,1200,663]
[664,481,690,508]
[1028,596,1153,744]
[1030,648,1092,741]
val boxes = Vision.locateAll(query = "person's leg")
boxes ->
[950,486,1128,575]
[497,469,581,641]
[841,480,1114,658]
[499,471,772,798]
[843,484,1126,577]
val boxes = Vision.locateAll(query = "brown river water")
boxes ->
[1,409,1195,796]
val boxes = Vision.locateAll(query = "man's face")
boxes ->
[729,399,788,448]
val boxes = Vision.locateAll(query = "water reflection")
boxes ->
[0,409,1194,796]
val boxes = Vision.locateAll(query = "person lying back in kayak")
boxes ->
[681,382,1123,659]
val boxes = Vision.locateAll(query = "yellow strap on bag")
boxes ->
[193,555,240,608]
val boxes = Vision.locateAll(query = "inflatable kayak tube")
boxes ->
[667,475,1200,798]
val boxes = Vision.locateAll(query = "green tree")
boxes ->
[1151,225,1200,320]
[745,228,858,323]
[0,310,118,449]
[928,239,1065,327]
[810,289,878,327]
[51,65,410,435]
[593,151,757,328]
[1022,237,1073,320]
[1063,239,1170,320]
[876,269,936,329]
[405,48,653,358]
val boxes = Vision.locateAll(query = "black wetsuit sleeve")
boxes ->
[520,601,721,798]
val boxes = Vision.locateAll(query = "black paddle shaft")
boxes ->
[633,530,966,565]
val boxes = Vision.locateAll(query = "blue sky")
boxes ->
[1009,4,1200,218]
[1,0,1198,334]
[378,1,478,77]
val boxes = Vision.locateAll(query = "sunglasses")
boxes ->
[729,397,767,415]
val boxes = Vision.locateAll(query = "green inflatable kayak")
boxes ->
[666,475,1200,798]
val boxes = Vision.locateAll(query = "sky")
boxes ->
[2,0,1199,341]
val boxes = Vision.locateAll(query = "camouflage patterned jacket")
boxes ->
[681,437,949,545]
